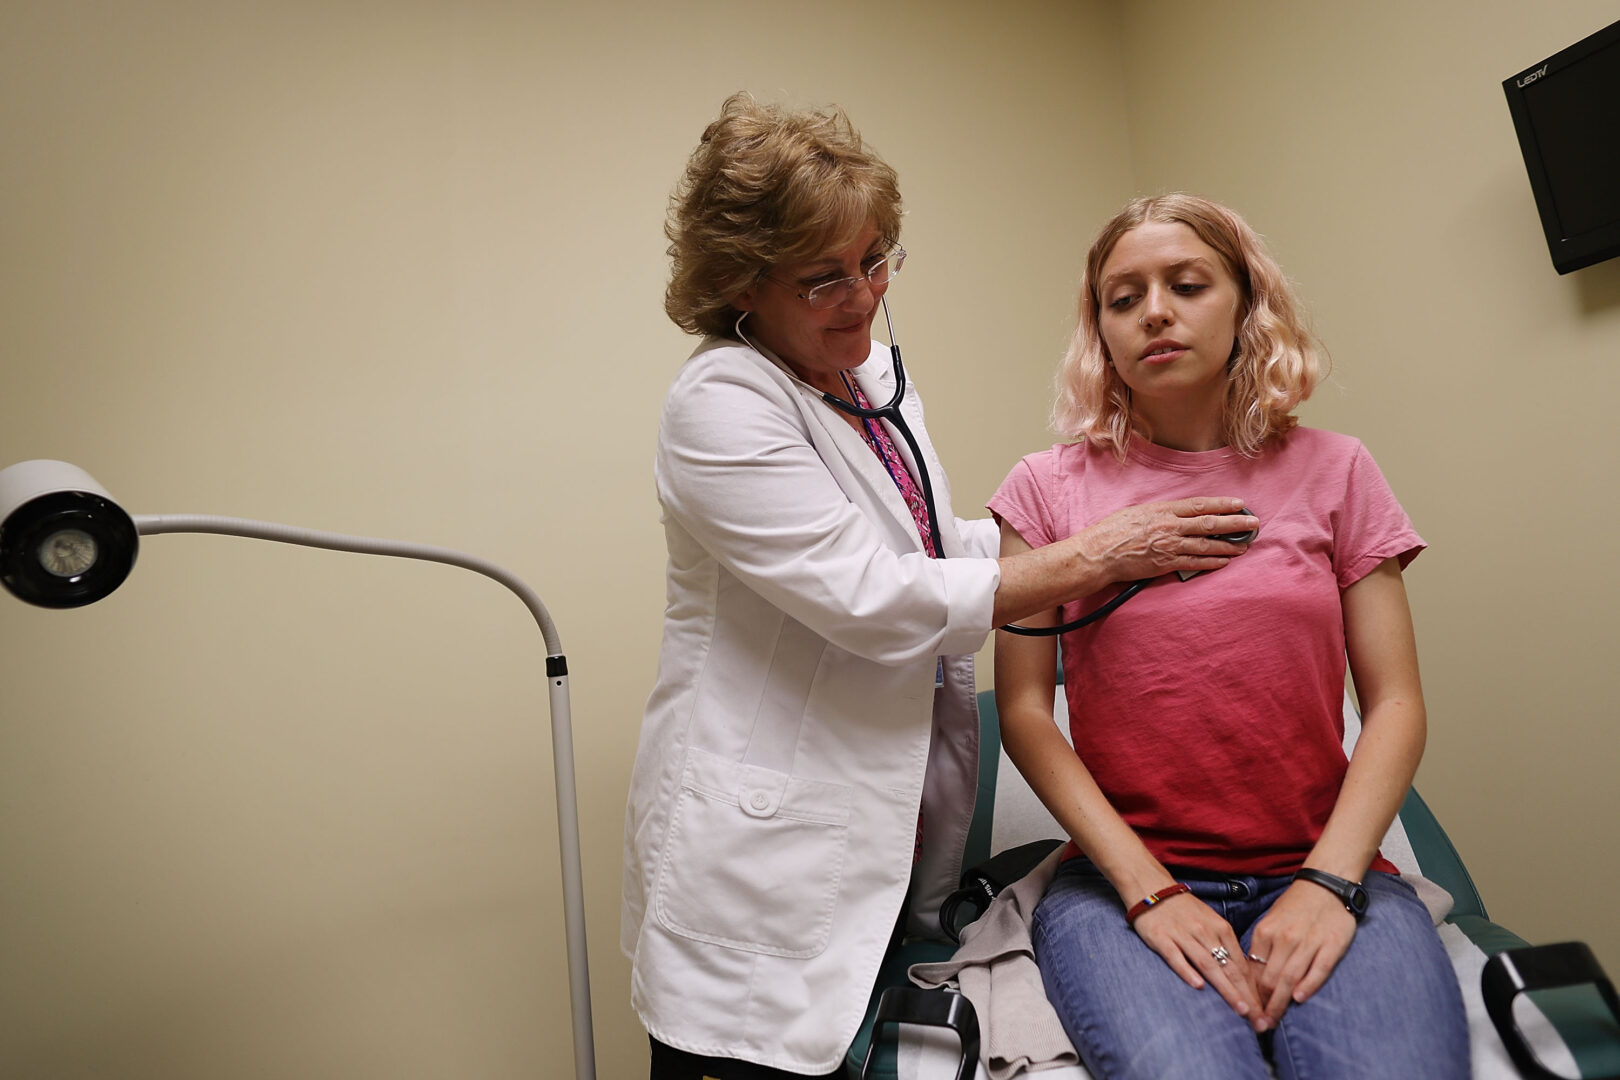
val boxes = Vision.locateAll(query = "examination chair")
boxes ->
[847,687,1620,1080]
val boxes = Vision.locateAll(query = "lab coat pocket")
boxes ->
[655,747,852,958]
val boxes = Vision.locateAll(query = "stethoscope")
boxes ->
[737,297,946,559]
[734,299,1232,637]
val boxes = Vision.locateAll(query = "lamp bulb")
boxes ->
[39,528,100,578]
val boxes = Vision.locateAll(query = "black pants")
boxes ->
[649,1037,844,1080]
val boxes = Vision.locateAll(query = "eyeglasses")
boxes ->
[766,245,906,310]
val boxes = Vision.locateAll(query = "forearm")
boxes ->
[991,536,1108,627]
[1306,695,1425,879]
[1307,558,1428,880]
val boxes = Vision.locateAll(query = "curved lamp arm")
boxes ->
[0,463,595,1080]
[134,514,564,653]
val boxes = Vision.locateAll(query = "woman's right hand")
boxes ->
[1078,496,1257,584]
[1131,890,1271,1033]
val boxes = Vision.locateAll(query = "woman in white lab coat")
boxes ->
[621,94,1260,1080]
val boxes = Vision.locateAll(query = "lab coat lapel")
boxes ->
[779,357,922,556]
[803,386,925,555]
[748,335,928,555]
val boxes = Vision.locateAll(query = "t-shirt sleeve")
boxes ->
[1335,442,1425,589]
[986,453,1059,550]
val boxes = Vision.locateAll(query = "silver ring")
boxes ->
[1211,945,1230,966]
[1139,315,1148,327]
[1248,952,1268,965]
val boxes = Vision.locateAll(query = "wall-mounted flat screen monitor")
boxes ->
[1503,18,1620,274]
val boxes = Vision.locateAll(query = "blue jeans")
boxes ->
[1031,860,1469,1080]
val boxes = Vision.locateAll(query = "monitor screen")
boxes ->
[1503,19,1620,274]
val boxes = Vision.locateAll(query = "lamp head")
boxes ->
[0,461,138,608]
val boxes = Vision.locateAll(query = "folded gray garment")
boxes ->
[907,847,1074,1079]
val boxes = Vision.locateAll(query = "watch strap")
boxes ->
[1293,867,1369,917]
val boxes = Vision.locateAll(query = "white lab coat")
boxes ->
[622,335,1002,1074]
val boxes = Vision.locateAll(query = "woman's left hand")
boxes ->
[1246,881,1358,1024]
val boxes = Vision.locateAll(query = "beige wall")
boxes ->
[0,3,1132,1077]
[4,2,1616,1077]
[1117,0,1620,979]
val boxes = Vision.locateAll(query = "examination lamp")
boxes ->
[0,459,597,1080]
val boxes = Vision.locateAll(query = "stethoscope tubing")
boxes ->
[818,300,945,559]
[998,578,1150,636]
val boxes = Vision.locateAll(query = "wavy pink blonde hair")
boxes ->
[1052,194,1327,458]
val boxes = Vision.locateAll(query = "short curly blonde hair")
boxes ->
[664,92,903,338]
[1053,194,1327,458]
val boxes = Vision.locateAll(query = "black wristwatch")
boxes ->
[1292,868,1370,919]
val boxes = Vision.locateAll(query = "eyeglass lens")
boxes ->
[804,248,906,309]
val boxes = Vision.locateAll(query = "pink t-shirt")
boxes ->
[988,428,1423,877]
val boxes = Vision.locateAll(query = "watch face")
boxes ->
[1347,884,1370,917]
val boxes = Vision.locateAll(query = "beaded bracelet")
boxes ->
[1126,882,1191,924]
